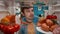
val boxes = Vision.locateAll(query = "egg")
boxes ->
[41,23,49,32]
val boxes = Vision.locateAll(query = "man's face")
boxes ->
[24,8,34,22]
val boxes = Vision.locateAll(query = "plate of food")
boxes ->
[36,17,59,34]
[36,27,53,34]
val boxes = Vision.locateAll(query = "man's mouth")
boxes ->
[29,15,34,17]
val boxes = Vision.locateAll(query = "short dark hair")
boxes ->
[21,7,33,13]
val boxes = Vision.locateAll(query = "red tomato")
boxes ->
[7,25,15,33]
[2,25,8,33]
[0,24,4,31]
[46,15,57,19]
[1,25,15,34]
[46,15,52,19]
[0,24,1,30]
[52,15,57,19]
[6,15,11,20]
[14,24,20,32]
[10,15,15,24]
[0,25,8,33]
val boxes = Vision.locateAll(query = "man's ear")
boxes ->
[21,12,24,16]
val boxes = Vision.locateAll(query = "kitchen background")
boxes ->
[0,0,60,34]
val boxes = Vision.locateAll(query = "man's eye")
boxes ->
[32,10,33,12]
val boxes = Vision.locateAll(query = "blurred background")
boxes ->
[0,0,60,34]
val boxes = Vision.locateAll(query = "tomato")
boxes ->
[0,24,5,31]
[46,15,57,19]
[52,15,57,19]
[2,25,15,33]
[0,24,8,32]
[0,24,1,30]
[3,25,15,34]
[3,25,8,33]
[14,24,20,32]
[0,25,16,34]
[10,15,15,24]
[7,25,15,33]
[0,24,20,34]
[6,15,11,20]
[6,15,16,24]
[46,15,52,19]
[0,25,8,33]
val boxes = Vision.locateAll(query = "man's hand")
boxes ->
[53,26,60,34]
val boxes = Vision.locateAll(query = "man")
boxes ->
[19,5,43,34]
